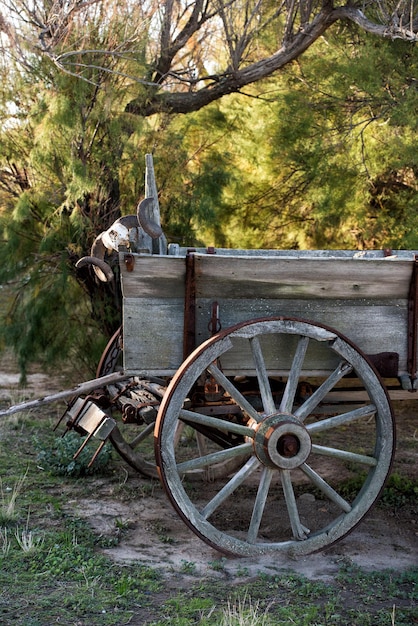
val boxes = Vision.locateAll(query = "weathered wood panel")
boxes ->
[195,299,408,373]
[121,255,186,373]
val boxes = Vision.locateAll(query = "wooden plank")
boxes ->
[120,255,185,299]
[169,247,418,260]
[194,254,413,300]
[123,298,184,374]
[324,389,418,402]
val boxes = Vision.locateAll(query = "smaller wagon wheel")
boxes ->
[154,318,395,557]
[97,329,246,480]
[97,328,159,478]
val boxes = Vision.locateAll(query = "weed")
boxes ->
[77,566,103,595]
[15,526,44,554]
[114,516,130,531]
[381,472,418,508]
[180,560,197,574]
[236,565,250,577]
[209,558,227,572]
[12,509,44,554]
[148,519,174,543]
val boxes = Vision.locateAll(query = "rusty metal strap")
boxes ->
[183,250,197,360]
[407,255,418,383]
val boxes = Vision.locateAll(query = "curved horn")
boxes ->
[115,215,139,229]
[91,232,108,258]
[75,256,114,282]
[76,233,114,282]
[137,197,163,239]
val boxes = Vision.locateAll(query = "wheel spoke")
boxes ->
[207,363,263,422]
[247,467,274,543]
[307,404,376,434]
[176,442,253,473]
[179,408,255,438]
[201,456,260,519]
[250,336,276,414]
[281,470,310,540]
[311,444,377,466]
[280,336,309,413]
[295,361,353,421]
[128,422,155,448]
[300,463,352,513]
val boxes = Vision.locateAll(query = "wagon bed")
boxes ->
[121,247,417,391]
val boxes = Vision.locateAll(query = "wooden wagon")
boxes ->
[3,155,417,558]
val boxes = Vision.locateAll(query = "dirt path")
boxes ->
[67,472,417,581]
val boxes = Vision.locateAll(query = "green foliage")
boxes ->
[381,472,418,508]
[1,15,418,376]
[36,432,112,477]
[1,516,163,625]
[263,33,418,250]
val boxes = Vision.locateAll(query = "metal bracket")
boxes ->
[63,397,116,467]
[407,255,418,390]
[183,249,197,360]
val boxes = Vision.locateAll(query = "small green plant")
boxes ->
[236,565,250,577]
[36,432,112,477]
[149,520,174,544]
[180,560,197,574]
[381,472,418,508]
[77,565,103,595]
[209,558,227,572]
[15,526,44,553]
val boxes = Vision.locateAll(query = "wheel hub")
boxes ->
[251,413,311,470]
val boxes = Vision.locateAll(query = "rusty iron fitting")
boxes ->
[122,403,143,424]
[124,253,135,272]
[204,376,224,402]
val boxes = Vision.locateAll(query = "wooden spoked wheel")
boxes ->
[154,318,395,557]
[97,328,159,478]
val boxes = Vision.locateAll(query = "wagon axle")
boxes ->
[248,413,312,470]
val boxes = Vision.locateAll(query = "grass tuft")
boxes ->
[221,593,272,626]
[0,526,11,556]
[15,512,44,554]
[0,469,28,524]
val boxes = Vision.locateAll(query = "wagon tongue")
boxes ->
[59,397,116,468]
